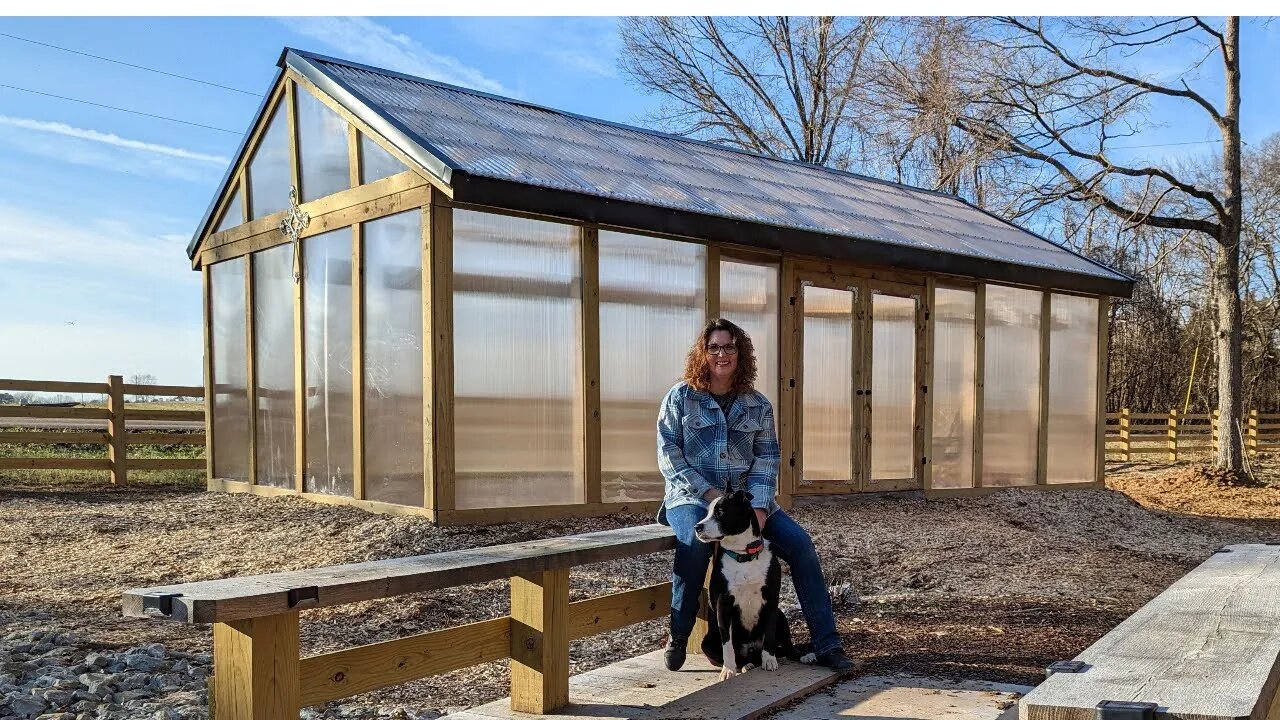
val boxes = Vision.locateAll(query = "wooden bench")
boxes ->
[1021,543,1280,719]
[122,524,711,719]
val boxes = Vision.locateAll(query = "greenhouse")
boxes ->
[189,48,1134,525]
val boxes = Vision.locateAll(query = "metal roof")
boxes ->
[191,48,1133,297]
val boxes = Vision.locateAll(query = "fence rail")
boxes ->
[1105,408,1277,461]
[0,375,205,484]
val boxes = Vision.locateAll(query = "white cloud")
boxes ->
[280,17,512,95]
[454,17,620,79]
[0,116,229,165]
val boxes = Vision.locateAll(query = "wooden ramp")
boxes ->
[446,650,840,720]
[1020,544,1280,720]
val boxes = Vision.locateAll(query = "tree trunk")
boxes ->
[1215,16,1245,472]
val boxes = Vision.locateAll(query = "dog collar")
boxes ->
[722,539,765,563]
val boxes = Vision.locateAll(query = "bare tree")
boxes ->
[619,17,882,169]
[128,373,159,403]
[955,17,1248,473]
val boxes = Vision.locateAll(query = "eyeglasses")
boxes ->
[706,344,738,356]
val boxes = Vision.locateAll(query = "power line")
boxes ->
[0,32,261,97]
[0,83,241,134]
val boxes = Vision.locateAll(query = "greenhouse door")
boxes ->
[797,274,925,493]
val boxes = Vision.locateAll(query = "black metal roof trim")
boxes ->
[453,173,1135,298]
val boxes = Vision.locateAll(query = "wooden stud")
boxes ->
[973,283,986,487]
[285,79,301,198]
[239,168,251,224]
[212,613,301,720]
[509,569,570,715]
[246,257,259,485]
[777,257,799,501]
[705,244,720,321]
[1037,291,1051,485]
[1167,409,1179,462]
[1095,297,1110,484]
[293,236,306,493]
[425,191,455,513]
[921,278,936,491]
[581,227,602,504]
[106,374,127,486]
[854,282,872,490]
[347,124,361,189]
[203,264,215,482]
[352,223,366,500]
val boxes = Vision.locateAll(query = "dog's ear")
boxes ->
[740,490,754,502]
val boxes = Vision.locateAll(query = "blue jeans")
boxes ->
[665,504,843,656]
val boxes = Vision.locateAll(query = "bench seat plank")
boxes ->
[1021,544,1280,720]
[123,524,675,624]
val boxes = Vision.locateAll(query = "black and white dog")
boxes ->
[694,490,815,681]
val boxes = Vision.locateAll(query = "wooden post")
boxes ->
[1120,408,1131,462]
[424,192,455,513]
[777,257,799,501]
[920,278,935,490]
[509,570,570,714]
[1036,292,1051,484]
[581,227,602,505]
[1212,409,1221,456]
[1167,409,1179,462]
[973,283,986,486]
[245,259,258,485]
[705,245,720,322]
[203,265,215,483]
[352,223,365,500]
[1249,409,1258,457]
[106,374,127,486]
[1094,298,1110,484]
[212,613,300,720]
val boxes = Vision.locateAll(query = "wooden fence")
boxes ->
[1105,409,1280,461]
[0,375,205,484]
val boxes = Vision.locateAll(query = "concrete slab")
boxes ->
[445,649,840,720]
[769,675,1031,720]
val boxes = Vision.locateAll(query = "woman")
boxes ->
[656,318,854,672]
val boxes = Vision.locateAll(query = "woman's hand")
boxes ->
[704,488,723,501]
[755,508,768,529]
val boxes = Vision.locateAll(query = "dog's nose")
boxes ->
[694,522,705,533]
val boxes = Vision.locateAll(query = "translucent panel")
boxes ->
[720,258,779,410]
[364,211,424,506]
[599,231,706,502]
[247,103,291,219]
[454,210,582,509]
[360,133,408,185]
[931,287,976,489]
[210,258,250,481]
[297,89,350,202]
[252,244,296,488]
[1047,294,1099,484]
[215,187,243,233]
[303,229,353,496]
[871,294,916,480]
[801,285,853,483]
[982,284,1042,487]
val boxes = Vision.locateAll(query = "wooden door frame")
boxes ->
[863,280,927,493]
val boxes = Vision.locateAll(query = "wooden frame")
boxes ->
[972,282,986,488]
[581,226,603,505]
[351,222,366,500]
[1037,291,1052,485]
[1095,298,1111,485]
[425,190,455,514]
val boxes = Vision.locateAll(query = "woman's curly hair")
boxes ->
[683,318,757,393]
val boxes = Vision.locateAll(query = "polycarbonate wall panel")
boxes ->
[931,287,976,489]
[303,229,354,496]
[296,89,350,202]
[360,133,406,185]
[454,210,583,509]
[252,244,296,488]
[1047,294,1100,484]
[801,285,853,483]
[720,258,779,410]
[215,188,242,233]
[871,294,916,480]
[210,258,249,481]
[363,211,424,506]
[248,105,290,219]
[599,231,705,503]
[982,284,1042,487]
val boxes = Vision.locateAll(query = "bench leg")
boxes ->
[510,569,570,714]
[213,613,301,720]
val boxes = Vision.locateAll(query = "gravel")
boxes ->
[1,464,1274,717]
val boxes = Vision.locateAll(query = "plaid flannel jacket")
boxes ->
[655,381,781,518]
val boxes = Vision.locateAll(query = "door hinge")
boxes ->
[789,378,795,388]
[788,455,796,467]
[789,296,796,306]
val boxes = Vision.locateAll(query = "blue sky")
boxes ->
[0,17,1277,387]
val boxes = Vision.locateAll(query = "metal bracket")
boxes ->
[1096,700,1157,719]
[141,593,183,617]
[287,586,320,609]
[1046,659,1087,677]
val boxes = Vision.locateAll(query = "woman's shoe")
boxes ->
[664,636,688,671]
[815,648,855,671]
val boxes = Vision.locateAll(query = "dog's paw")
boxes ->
[740,662,755,672]
[718,666,736,681]
[761,652,778,671]
[798,652,817,665]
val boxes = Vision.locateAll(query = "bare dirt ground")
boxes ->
[3,460,1279,717]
